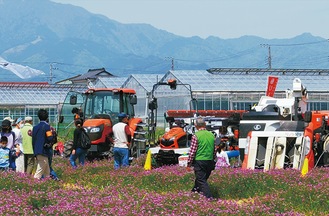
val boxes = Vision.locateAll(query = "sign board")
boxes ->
[266,76,279,97]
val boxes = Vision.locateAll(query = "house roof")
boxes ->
[70,68,115,82]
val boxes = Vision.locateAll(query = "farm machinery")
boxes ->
[150,109,244,166]
[59,88,147,159]
[145,78,246,166]
[240,78,329,173]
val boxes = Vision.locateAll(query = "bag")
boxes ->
[43,126,57,149]
[80,130,91,149]
[63,141,73,158]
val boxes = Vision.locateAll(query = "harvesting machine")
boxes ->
[240,78,329,173]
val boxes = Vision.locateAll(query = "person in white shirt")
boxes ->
[215,142,230,169]
[112,113,131,169]
[12,117,24,173]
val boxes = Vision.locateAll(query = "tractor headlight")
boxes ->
[90,127,101,133]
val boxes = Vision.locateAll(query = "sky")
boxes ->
[53,0,329,39]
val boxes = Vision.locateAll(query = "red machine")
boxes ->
[153,109,245,166]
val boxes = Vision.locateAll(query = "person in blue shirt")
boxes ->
[32,109,54,179]
[0,136,16,170]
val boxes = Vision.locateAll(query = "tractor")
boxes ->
[59,88,147,160]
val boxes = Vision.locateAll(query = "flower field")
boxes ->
[1,155,329,215]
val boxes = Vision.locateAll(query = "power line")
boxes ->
[267,39,329,47]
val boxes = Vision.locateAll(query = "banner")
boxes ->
[266,76,279,97]
[0,56,45,79]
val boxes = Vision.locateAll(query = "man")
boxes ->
[21,116,35,174]
[32,109,53,179]
[112,113,131,169]
[187,117,216,199]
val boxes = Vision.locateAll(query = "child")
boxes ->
[215,142,230,169]
[0,136,16,170]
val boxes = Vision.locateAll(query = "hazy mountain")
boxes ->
[0,0,328,82]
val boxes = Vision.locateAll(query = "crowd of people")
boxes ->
[0,108,133,179]
[0,109,60,180]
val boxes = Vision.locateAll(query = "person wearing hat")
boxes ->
[187,117,216,199]
[0,119,17,170]
[112,112,132,169]
[21,116,35,174]
[12,117,24,173]
[3,117,14,124]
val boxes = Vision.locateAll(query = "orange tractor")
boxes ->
[152,109,245,166]
[59,88,147,159]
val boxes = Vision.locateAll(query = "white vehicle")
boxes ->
[238,78,309,169]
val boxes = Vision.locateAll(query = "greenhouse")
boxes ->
[0,82,86,128]
[1,68,329,129]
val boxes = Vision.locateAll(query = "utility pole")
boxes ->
[165,57,174,70]
[261,44,272,69]
[49,63,57,84]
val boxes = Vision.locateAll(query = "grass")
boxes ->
[0,155,329,215]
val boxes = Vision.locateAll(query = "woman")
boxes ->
[12,117,24,172]
[69,119,88,168]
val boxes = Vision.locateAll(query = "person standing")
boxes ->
[32,109,53,179]
[69,119,88,168]
[21,116,35,175]
[112,113,131,169]
[46,120,60,180]
[12,117,24,173]
[215,142,230,169]
[187,117,216,199]
[1,119,16,170]
[0,136,16,171]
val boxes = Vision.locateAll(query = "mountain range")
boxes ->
[1,0,329,83]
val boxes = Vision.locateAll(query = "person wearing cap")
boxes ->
[21,116,35,174]
[32,109,53,179]
[12,117,24,173]
[111,112,132,169]
[187,117,216,199]
[0,119,17,170]
[3,117,14,124]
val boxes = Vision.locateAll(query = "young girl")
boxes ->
[215,142,230,169]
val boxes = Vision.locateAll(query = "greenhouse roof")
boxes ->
[94,77,127,88]
[124,74,164,92]
[0,82,86,105]
[165,69,329,92]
